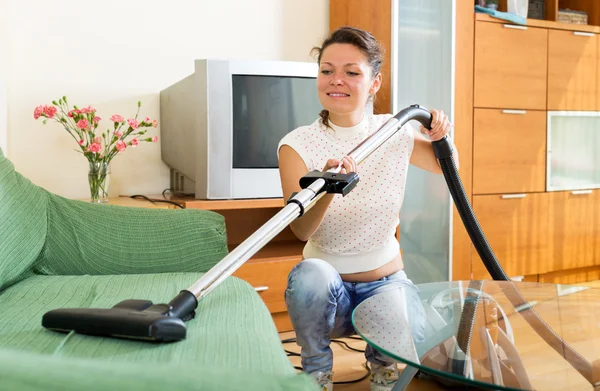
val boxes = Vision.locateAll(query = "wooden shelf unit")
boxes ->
[175,197,285,211]
[472,10,600,284]
[476,13,600,32]
[496,0,600,27]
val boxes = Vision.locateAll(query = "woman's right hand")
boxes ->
[322,156,357,174]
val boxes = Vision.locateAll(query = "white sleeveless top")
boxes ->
[278,114,416,274]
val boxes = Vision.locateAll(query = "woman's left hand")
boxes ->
[420,109,452,141]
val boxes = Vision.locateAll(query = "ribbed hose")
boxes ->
[436,157,509,280]
[432,139,593,383]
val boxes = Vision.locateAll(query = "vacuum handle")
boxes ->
[345,103,454,163]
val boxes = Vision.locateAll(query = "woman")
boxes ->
[277,26,457,391]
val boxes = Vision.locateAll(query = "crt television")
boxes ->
[160,59,322,199]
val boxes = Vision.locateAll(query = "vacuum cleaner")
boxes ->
[42,105,594,386]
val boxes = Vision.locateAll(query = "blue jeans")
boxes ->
[285,258,425,375]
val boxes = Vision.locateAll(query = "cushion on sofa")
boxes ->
[0,272,317,389]
[33,192,228,276]
[0,148,48,291]
[0,273,291,373]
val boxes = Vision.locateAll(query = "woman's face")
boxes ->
[317,43,381,120]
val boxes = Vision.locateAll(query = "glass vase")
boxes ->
[88,161,110,203]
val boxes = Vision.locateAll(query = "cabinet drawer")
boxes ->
[472,193,552,279]
[551,190,600,271]
[548,29,597,111]
[474,21,548,110]
[232,258,300,313]
[473,109,546,194]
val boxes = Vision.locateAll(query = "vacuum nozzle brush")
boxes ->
[42,290,197,342]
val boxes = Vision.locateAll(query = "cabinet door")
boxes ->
[551,190,600,271]
[233,259,299,314]
[547,111,600,191]
[473,109,546,195]
[548,29,598,111]
[472,193,551,279]
[474,21,548,110]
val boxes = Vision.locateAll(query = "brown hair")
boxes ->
[311,26,384,127]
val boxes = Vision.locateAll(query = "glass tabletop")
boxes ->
[352,280,600,391]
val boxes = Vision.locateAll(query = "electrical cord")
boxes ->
[129,194,185,209]
[161,188,194,198]
[281,336,371,384]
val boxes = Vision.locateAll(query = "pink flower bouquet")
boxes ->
[34,96,159,202]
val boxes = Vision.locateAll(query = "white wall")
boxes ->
[6,0,329,198]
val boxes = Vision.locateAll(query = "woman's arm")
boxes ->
[278,145,334,241]
[278,145,356,242]
[409,109,459,174]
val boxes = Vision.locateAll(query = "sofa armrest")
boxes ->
[33,193,228,276]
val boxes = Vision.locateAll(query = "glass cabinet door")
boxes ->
[393,0,455,283]
[547,111,600,191]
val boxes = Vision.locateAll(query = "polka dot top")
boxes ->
[278,114,416,274]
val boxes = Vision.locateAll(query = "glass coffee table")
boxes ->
[352,280,600,391]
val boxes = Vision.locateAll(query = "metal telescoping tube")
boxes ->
[188,194,303,299]
[344,105,432,165]
[345,117,400,165]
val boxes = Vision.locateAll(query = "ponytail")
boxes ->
[319,109,330,128]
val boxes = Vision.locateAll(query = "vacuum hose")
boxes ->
[424,107,594,384]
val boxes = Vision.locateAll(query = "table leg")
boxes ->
[392,365,418,391]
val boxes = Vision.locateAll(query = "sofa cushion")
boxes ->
[0,272,293,375]
[0,148,48,291]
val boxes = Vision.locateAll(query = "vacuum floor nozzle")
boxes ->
[42,291,198,342]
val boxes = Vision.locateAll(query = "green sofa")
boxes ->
[0,148,315,391]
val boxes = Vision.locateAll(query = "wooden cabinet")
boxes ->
[232,258,300,331]
[474,21,548,110]
[472,16,600,284]
[111,196,179,209]
[473,190,600,281]
[473,109,547,195]
[551,189,600,271]
[472,193,552,279]
[547,29,598,111]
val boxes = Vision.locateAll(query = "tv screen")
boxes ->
[232,75,323,169]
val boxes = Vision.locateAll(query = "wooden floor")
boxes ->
[280,331,446,391]
[280,280,600,391]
